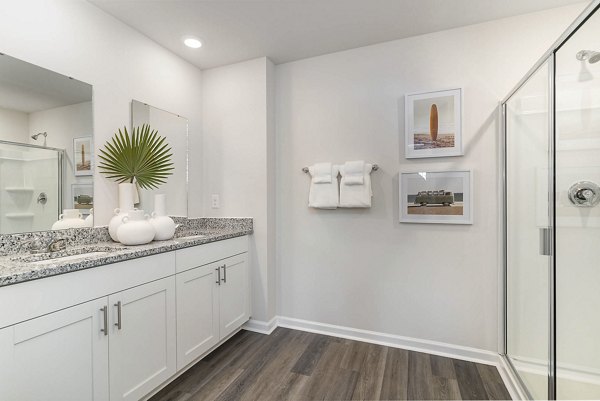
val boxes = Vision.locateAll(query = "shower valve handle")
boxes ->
[568,181,600,207]
[576,189,593,201]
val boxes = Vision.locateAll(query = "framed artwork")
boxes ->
[73,136,93,176]
[399,170,473,224]
[72,184,93,215]
[405,88,462,158]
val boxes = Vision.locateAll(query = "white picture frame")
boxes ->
[399,170,473,224]
[73,136,93,176]
[405,88,463,158]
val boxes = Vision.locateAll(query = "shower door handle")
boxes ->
[539,227,553,256]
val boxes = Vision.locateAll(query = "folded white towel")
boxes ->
[308,164,339,209]
[309,162,333,184]
[339,163,373,208]
[341,160,364,185]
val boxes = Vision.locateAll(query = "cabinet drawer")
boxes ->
[175,236,248,273]
[0,251,175,330]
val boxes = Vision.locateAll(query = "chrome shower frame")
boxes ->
[500,1,600,399]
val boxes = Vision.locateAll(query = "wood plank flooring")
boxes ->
[150,328,511,401]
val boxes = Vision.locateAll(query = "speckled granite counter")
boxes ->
[0,218,252,288]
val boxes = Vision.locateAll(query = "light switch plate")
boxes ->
[211,194,220,209]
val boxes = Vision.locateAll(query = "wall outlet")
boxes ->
[211,194,220,209]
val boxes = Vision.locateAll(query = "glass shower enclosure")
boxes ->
[503,1,600,399]
[0,140,64,234]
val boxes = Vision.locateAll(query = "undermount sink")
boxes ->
[12,247,114,265]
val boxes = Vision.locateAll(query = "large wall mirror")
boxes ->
[0,54,93,234]
[131,100,188,217]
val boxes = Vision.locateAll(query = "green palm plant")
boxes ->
[98,124,174,190]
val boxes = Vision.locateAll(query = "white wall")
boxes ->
[29,101,93,213]
[202,57,277,322]
[0,0,203,224]
[0,108,29,143]
[275,4,585,352]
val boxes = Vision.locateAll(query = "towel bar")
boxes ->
[302,164,379,173]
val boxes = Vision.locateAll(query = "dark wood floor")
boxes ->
[151,328,511,401]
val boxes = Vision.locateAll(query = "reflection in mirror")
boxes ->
[131,100,188,216]
[0,54,93,234]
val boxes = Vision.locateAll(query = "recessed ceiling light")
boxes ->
[183,36,202,49]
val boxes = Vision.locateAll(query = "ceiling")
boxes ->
[0,54,92,113]
[91,0,589,70]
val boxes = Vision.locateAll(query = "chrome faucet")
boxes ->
[18,236,67,254]
[47,238,67,253]
[17,239,46,254]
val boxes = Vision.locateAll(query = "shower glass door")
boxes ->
[505,59,552,400]
[555,5,600,399]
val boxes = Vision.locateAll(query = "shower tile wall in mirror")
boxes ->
[0,54,93,234]
[131,100,188,216]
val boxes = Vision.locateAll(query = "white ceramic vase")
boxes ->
[84,208,94,228]
[116,209,155,246]
[150,194,176,241]
[108,183,135,241]
[52,209,87,230]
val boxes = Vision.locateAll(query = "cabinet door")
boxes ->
[219,253,250,339]
[108,276,176,401]
[176,262,220,370]
[0,298,109,401]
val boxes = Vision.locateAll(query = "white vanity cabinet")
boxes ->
[218,253,250,339]
[176,261,220,369]
[108,276,176,401]
[175,236,249,371]
[0,235,250,401]
[0,297,109,401]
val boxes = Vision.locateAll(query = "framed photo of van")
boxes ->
[72,183,93,216]
[399,170,473,224]
[405,88,462,158]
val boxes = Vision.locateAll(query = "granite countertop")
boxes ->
[0,224,252,288]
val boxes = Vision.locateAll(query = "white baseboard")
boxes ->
[242,316,278,335]
[276,316,499,366]
[243,315,528,398]
[511,355,600,386]
[497,355,529,401]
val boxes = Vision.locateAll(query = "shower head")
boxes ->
[576,50,600,64]
[31,132,47,140]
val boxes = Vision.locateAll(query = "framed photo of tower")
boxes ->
[73,136,93,176]
[405,88,462,158]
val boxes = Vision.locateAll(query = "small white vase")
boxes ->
[117,209,155,245]
[84,208,94,228]
[108,183,135,241]
[52,209,86,230]
[150,194,176,241]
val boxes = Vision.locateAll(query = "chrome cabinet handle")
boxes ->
[114,301,122,330]
[100,306,108,336]
[216,267,221,285]
[221,264,227,283]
